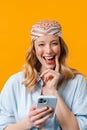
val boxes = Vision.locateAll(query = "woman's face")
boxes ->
[34,35,61,71]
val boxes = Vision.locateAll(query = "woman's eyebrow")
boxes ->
[50,40,59,42]
[36,41,45,44]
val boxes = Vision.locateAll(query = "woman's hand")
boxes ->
[40,56,61,95]
[5,105,54,130]
[26,105,54,129]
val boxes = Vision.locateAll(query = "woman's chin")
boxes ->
[45,65,55,70]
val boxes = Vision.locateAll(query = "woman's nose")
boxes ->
[45,44,52,53]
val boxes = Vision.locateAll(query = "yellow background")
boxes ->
[0,0,87,91]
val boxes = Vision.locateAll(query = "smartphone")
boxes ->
[37,96,57,110]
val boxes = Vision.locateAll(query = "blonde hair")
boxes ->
[23,37,79,91]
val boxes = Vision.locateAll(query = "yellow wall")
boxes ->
[0,0,87,91]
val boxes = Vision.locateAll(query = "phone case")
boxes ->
[37,96,57,109]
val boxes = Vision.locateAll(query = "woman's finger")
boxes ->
[34,111,54,126]
[40,69,50,78]
[30,105,36,111]
[55,56,59,72]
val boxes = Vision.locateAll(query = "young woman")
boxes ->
[0,20,87,130]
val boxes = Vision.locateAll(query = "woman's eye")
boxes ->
[51,42,58,45]
[38,44,44,46]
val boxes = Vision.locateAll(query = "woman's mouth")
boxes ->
[43,56,55,64]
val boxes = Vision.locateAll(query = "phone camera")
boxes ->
[38,98,47,103]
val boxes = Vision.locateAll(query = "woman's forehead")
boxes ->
[35,35,59,43]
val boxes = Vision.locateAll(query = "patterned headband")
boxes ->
[30,20,62,41]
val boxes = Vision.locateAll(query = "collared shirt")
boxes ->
[0,71,87,130]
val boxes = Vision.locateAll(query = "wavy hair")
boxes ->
[23,37,79,91]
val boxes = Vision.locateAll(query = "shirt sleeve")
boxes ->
[0,77,16,130]
[72,75,87,130]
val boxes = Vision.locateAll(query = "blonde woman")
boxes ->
[0,20,87,130]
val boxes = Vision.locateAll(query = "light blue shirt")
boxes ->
[0,71,87,130]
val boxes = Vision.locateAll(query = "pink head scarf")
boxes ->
[30,20,62,41]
